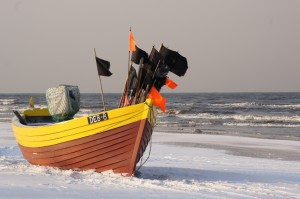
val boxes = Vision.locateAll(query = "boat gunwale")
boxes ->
[13,100,153,129]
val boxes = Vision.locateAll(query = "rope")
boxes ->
[135,104,156,173]
[136,135,153,172]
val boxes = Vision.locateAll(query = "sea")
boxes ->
[1,92,300,141]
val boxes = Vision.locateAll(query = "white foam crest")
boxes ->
[0,99,16,105]
[0,117,13,121]
[170,102,193,106]
[30,104,47,109]
[211,102,300,109]
[177,113,300,122]
[265,104,300,109]
[165,109,189,114]
[211,102,256,108]
[75,109,95,117]
[0,107,10,111]
[231,115,300,122]
[223,122,300,128]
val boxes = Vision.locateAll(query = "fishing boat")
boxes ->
[12,98,156,176]
[11,30,188,176]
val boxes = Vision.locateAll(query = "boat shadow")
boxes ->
[137,166,300,184]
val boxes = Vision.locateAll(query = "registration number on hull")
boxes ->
[88,112,109,124]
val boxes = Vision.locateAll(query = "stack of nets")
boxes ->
[46,85,80,122]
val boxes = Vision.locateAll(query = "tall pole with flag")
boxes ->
[129,27,136,71]
[119,28,136,107]
[94,48,112,111]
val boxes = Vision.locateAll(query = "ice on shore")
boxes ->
[1,122,300,198]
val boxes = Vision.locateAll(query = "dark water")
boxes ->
[1,93,300,140]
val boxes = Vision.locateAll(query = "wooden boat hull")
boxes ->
[12,99,156,176]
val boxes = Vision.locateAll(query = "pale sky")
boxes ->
[1,0,299,93]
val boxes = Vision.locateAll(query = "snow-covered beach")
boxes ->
[1,122,300,198]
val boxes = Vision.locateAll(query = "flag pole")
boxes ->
[128,27,132,74]
[94,48,107,111]
[133,57,144,104]
[119,27,133,107]
[126,27,133,104]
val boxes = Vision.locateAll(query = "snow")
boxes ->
[1,122,300,198]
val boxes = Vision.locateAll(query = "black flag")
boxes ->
[131,45,148,65]
[159,45,188,77]
[127,66,138,98]
[95,57,112,76]
[148,47,163,71]
[154,76,167,92]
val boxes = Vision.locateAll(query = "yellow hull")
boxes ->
[12,99,156,176]
[12,99,156,148]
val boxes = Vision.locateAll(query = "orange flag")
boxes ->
[148,87,166,112]
[129,31,136,51]
[165,78,178,89]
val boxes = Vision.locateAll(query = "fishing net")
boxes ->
[46,85,80,122]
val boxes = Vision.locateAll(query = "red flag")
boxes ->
[129,31,136,51]
[148,87,166,112]
[165,78,178,89]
